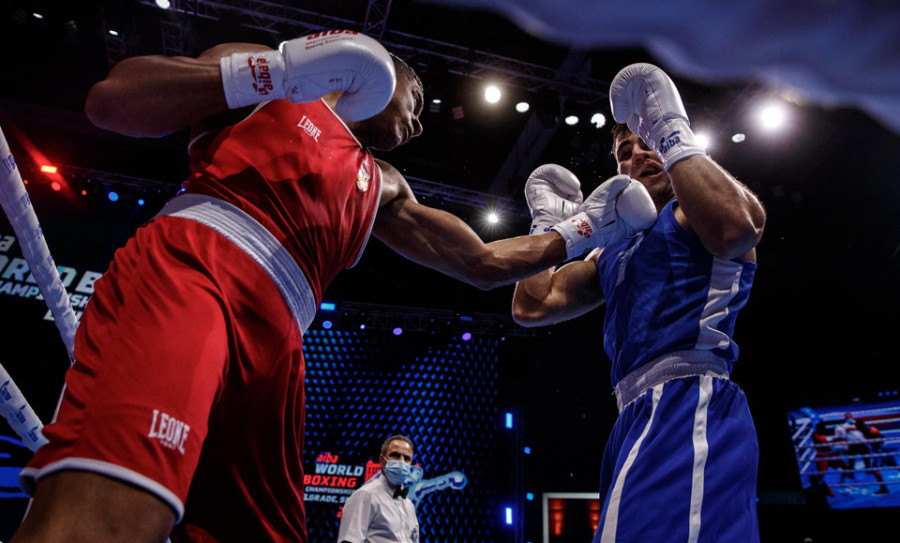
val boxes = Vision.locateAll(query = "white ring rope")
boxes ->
[0,123,80,451]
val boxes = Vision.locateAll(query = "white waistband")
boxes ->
[614,350,730,413]
[156,193,316,335]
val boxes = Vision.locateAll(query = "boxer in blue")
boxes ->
[512,63,767,542]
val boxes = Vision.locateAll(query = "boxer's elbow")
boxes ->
[84,81,121,132]
[511,303,547,327]
[85,81,173,138]
[707,215,765,260]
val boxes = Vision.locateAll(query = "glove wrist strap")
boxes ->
[220,50,286,109]
[647,118,706,172]
[551,212,596,259]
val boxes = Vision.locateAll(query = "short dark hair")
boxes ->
[381,434,415,457]
[390,53,422,93]
[610,122,632,156]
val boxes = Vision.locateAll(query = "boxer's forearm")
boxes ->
[668,156,765,260]
[512,259,604,327]
[85,53,230,137]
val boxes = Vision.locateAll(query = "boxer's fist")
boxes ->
[525,164,583,235]
[551,175,656,259]
[610,63,706,171]
[220,31,396,121]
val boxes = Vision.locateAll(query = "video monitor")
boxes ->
[787,397,900,509]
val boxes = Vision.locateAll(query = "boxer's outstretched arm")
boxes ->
[85,43,262,138]
[511,252,605,327]
[373,161,568,290]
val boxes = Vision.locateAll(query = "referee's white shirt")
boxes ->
[338,474,419,543]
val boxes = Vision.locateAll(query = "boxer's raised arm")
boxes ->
[85,44,254,137]
[86,32,396,138]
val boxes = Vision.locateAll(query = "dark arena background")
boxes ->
[2,1,900,542]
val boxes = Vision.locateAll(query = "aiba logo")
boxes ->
[572,218,593,238]
[247,56,275,97]
[659,130,682,154]
[148,409,190,455]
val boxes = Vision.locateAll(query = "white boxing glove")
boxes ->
[609,63,706,171]
[524,164,583,235]
[220,30,396,121]
[551,175,656,259]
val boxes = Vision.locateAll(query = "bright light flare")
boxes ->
[484,85,501,104]
[591,113,606,128]
[759,103,788,131]
[40,164,57,174]
[515,101,530,113]
[564,115,578,126]
[694,132,711,150]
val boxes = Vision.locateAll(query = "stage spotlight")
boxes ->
[392,327,403,336]
[526,492,534,501]
[564,115,579,126]
[759,102,788,130]
[33,13,44,19]
[108,191,119,202]
[462,332,472,341]
[732,133,746,143]
[505,507,513,525]
[155,0,172,8]
[137,199,145,206]
[50,182,61,192]
[516,101,530,113]
[591,113,606,128]
[108,30,119,36]
[323,320,333,329]
[486,212,499,224]
[484,85,501,104]
[40,164,57,174]
[505,412,513,428]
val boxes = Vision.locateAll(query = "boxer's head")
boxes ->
[348,55,423,151]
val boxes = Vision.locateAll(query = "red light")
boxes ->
[40,165,58,174]
[23,179,28,185]
[51,182,62,192]
[81,189,87,196]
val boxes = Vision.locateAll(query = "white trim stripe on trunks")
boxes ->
[156,193,316,335]
[614,349,729,413]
